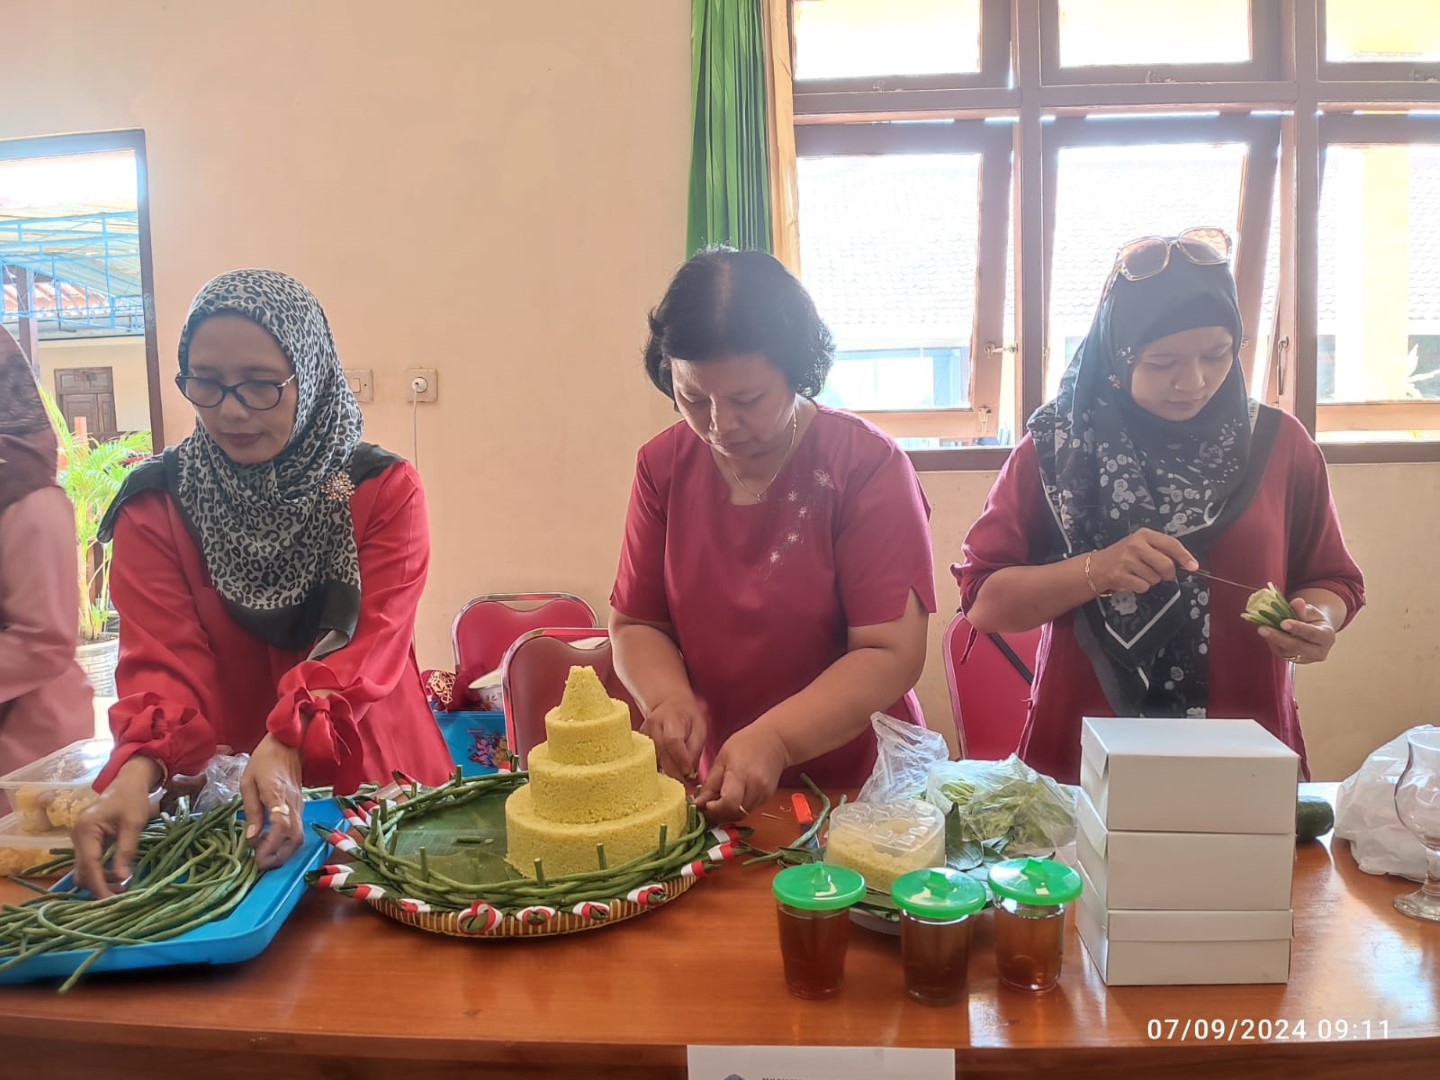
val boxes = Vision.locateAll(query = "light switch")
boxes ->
[344,368,373,403]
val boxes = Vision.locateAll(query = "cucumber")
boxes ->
[1296,794,1335,842]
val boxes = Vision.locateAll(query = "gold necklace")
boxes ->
[723,408,798,503]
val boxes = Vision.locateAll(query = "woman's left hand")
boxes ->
[1258,596,1336,665]
[241,734,306,869]
[694,724,790,824]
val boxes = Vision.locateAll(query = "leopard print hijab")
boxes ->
[107,270,368,655]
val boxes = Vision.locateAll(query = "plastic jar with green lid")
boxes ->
[772,863,866,999]
[987,857,1083,992]
[891,868,988,1005]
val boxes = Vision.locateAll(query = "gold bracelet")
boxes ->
[1085,553,1113,598]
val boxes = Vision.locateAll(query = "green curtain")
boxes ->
[687,0,773,255]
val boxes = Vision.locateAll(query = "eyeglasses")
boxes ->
[175,373,296,411]
[1102,227,1233,298]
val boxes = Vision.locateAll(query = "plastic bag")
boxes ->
[1334,727,1432,882]
[927,755,1078,856]
[193,753,251,813]
[856,712,951,804]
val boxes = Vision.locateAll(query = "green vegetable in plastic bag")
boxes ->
[927,755,1078,858]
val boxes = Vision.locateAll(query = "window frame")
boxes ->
[1311,113,1440,445]
[1039,113,1282,411]
[792,0,1014,121]
[796,119,1012,442]
[788,0,1440,470]
[1038,0,1285,86]
[0,129,164,447]
[1316,0,1440,86]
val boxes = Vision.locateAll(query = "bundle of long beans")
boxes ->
[325,770,723,909]
[0,798,259,993]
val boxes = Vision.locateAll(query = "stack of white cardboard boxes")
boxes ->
[1075,717,1300,986]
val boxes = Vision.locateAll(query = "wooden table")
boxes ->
[0,783,1433,1079]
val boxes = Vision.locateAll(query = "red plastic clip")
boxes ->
[791,792,814,825]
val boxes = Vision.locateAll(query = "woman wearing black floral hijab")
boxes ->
[957,231,1364,783]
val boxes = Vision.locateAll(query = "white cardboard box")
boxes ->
[1076,862,1292,986]
[1081,717,1300,834]
[1076,789,1295,911]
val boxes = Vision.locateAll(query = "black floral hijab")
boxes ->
[1027,256,1279,717]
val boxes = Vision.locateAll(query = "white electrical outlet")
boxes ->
[343,368,374,403]
[406,368,438,403]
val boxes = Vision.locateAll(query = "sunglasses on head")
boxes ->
[1102,227,1233,299]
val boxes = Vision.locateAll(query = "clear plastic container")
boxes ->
[0,738,111,834]
[823,799,946,893]
[0,812,72,878]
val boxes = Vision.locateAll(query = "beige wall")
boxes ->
[36,336,151,432]
[7,0,1432,782]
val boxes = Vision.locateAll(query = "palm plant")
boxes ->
[37,385,152,642]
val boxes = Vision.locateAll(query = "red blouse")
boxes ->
[611,405,938,787]
[96,461,452,794]
[956,410,1365,783]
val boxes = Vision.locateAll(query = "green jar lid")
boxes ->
[987,857,1082,906]
[773,862,866,911]
[890,868,987,919]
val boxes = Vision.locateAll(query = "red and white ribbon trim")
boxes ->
[456,900,504,935]
[342,805,371,828]
[571,900,611,919]
[679,859,709,880]
[705,841,738,862]
[708,825,741,845]
[397,898,432,914]
[314,864,353,890]
[324,830,360,855]
[517,905,557,924]
[353,883,387,901]
[626,883,666,906]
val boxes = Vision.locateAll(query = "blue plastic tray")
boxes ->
[0,798,345,986]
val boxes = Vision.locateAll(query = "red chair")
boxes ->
[500,627,642,768]
[451,592,598,692]
[942,611,1042,760]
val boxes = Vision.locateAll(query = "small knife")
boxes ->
[1185,567,1267,594]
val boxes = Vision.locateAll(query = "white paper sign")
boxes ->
[687,1045,954,1080]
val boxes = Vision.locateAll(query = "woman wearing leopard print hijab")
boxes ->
[73,270,450,897]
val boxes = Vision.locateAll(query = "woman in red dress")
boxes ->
[73,270,450,895]
[611,250,936,822]
[957,230,1364,783]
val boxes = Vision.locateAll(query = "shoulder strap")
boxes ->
[988,632,1034,686]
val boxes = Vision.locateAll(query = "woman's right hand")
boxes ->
[71,756,161,899]
[1088,528,1198,595]
[641,694,709,782]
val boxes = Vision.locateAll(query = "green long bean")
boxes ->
[0,798,261,992]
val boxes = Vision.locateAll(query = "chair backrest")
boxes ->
[942,611,1042,760]
[500,627,642,768]
[451,593,599,683]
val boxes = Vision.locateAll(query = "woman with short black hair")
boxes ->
[611,249,936,822]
